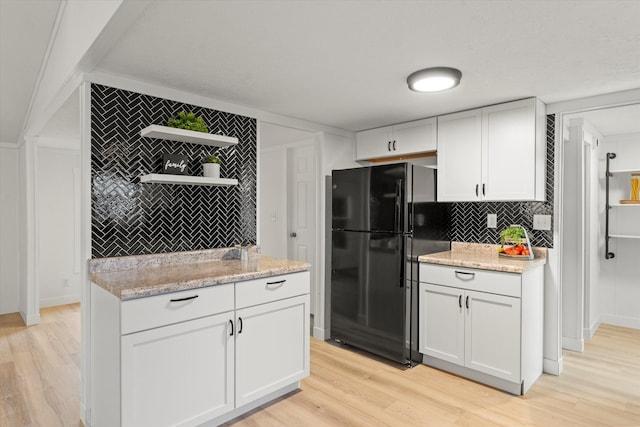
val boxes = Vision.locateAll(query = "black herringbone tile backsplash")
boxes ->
[450,115,555,247]
[91,84,257,258]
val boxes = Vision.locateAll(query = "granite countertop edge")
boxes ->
[89,248,310,300]
[418,242,548,273]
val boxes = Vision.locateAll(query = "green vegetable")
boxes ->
[203,155,220,164]
[500,226,526,243]
[167,111,209,133]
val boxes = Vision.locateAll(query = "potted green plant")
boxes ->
[203,155,221,178]
[167,111,209,133]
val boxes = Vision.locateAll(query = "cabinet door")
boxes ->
[235,295,310,408]
[482,98,537,201]
[437,109,482,201]
[394,117,437,154]
[356,126,394,160]
[418,283,464,366]
[121,313,234,427]
[465,290,521,383]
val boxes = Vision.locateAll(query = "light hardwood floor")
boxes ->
[1,304,638,426]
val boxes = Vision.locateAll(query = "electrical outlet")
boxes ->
[487,213,497,228]
[533,214,552,231]
[62,278,70,288]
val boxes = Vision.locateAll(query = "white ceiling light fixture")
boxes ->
[407,67,462,92]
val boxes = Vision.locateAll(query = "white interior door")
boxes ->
[287,143,316,315]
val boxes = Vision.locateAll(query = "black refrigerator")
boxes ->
[330,163,451,365]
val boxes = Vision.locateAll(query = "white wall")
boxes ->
[0,145,20,314]
[598,134,640,329]
[37,146,81,307]
[258,148,287,259]
[315,132,359,339]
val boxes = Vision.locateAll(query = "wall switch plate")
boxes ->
[533,214,552,231]
[487,213,497,228]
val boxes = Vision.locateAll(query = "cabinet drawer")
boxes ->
[236,271,310,309]
[419,264,521,297]
[121,283,234,335]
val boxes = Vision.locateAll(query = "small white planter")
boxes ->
[203,163,220,178]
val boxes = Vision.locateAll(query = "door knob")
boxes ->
[290,232,297,237]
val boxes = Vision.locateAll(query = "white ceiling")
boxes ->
[1,0,639,144]
[0,0,60,143]
[95,0,640,132]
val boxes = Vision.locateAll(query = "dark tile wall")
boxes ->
[450,115,555,247]
[91,84,257,258]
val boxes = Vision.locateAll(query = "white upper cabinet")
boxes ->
[356,117,437,161]
[437,98,546,202]
[435,109,483,201]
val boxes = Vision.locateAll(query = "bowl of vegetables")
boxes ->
[498,225,534,259]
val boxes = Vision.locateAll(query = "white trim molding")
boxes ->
[546,88,640,115]
[562,336,584,353]
[79,81,93,426]
[600,315,640,331]
[543,357,563,376]
[19,136,40,325]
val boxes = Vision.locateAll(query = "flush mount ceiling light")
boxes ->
[407,67,462,92]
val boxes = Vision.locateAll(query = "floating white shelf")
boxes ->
[610,203,640,207]
[140,174,238,186]
[609,168,640,174]
[609,234,640,240]
[140,125,238,147]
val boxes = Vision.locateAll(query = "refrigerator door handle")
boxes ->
[395,181,402,233]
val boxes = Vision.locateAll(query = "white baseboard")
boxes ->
[40,295,81,308]
[584,317,602,340]
[20,310,40,326]
[562,336,584,352]
[600,314,640,330]
[313,326,328,340]
[543,357,563,375]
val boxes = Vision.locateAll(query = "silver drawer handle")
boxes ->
[169,295,199,302]
[454,271,475,280]
[266,279,286,288]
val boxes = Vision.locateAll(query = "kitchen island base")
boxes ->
[89,252,310,427]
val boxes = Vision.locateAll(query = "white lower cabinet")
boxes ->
[235,295,309,407]
[418,264,541,394]
[90,271,310,427]
[465,290,521,382]
[121,313,234,427]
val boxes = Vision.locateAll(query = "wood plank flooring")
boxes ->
[0,304,82,427]
[1,304,638,426]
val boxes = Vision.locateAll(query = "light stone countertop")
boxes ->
[418,242,547,273]
[89,247,310,300]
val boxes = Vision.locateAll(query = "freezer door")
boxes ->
[330,231,406,362]
[332,164,406,233]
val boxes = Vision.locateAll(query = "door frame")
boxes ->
[286,140,319,316]
[550,89,640,357]
[257,123,320,318]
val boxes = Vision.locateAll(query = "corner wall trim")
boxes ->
[543,357,563,376]
[562,336,584,353]
[313,327,328,341]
